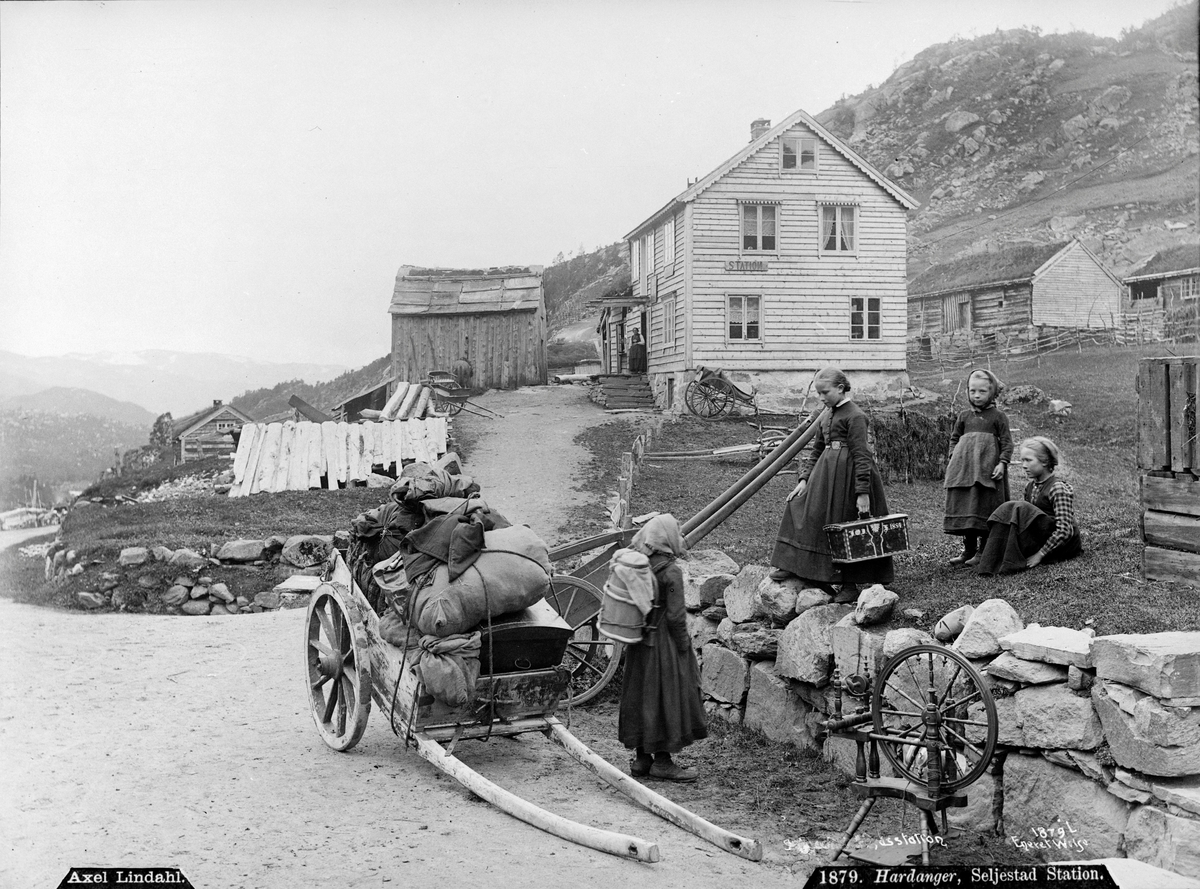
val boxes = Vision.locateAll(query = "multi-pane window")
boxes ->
[742,204,777,252]
[820,204,857,253]
[644,232,655,274]
[661,296,676,349]
[663,216,676,265]
[1179,276,1198,300]
[782,137,817,172]
[850,297,881,339]
[630,238,641,279]
[728,295,761,341]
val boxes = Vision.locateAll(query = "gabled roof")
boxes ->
[389,265,544,316]
[625,108,918,240]
[333,370,396,410]
[908,241,1074,299]
[172,403,254,439]
[1125,243,1200,282]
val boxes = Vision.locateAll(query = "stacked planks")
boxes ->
[229,417,449,497]
[377,382,434,420]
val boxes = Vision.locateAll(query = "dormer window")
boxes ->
[742,203,777,252]
[782,137,817,173]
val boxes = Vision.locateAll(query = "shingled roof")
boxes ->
[171,402,254,438]
[908,242,1072,299]
[389,265,544,316]
[1125,243,1200,282]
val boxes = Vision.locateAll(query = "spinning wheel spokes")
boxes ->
[871,644,997,794]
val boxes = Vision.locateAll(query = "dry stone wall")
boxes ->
[681,555,1200,878]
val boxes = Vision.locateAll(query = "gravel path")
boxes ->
[0,385,802,889]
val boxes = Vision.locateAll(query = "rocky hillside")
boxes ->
[814,3,1199,277]
[543,242,630,334]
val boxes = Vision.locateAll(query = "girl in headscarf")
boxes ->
[943,369,1013,567]
[975,436,1082,575]
[618,513,707,782]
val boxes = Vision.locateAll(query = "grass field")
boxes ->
[586,343,1200,636]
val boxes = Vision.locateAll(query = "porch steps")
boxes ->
[596,375,656,411]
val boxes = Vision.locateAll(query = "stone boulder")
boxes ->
[77,591,106,609]
[181,599,211,616]
[683,549,739,610]
[1006,683,1103,749]
[796,588,832,614]
[1123,806,1200,879]
[945,110,981,133]
[169,548,208,570]
[883,628,934,659]
[1094,85,1132,114]
[118,547,150,567]
[700,643,751,706]
[934,604,974,642]
[1092,632,1200,700]
[723,565,769,623]
[831,618,888,679]
[744,662,821,749]
[716,618,735,647]
[954,599,1023,658]
[686,613,721,653]
[986,652,1068,685]
[758,576,802,625]
[161,585,191,607]
[730,622,781,660]
[853,584,898,626]
[1002,754,1130,859]
[281,535,333,569]
[1001,625,1094,668]
[1092,680,1200,777]
[151,545,174,562]
[776,604,853,686]
[253,590,281,610]
[216,539,267,563]
[208,582,235,604]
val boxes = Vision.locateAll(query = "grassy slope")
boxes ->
[626,344,1200,636]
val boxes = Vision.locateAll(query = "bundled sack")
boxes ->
[378,607,422,650]
[348,500,425,613]
[409,525,552,637]
[415,631,481,708]
[390,462,479,505]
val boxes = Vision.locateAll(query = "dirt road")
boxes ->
[0,386,805,889]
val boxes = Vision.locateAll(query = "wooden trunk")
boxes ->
[824,514,910,563]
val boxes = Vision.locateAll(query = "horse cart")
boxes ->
[304,403,844,862]
[684,365,759,419]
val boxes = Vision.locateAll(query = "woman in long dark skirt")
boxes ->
[618,513,707,782]
[769,367,893,601]
[975,436,1082,575]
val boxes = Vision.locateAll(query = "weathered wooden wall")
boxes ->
[179,414,244,463]
[907,285,1033,340]
[1138,356,1200,587]
[391,308,546,391]
[1032,242,1122,329]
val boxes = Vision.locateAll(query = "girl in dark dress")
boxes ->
[618,514,707,782]
[628,329,647,374]
[943,369,1013,567]
[975,437,1082,575]
[769,367,893,601]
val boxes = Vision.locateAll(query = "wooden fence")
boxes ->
[229,418,448,497]
[1138,356,1200,586]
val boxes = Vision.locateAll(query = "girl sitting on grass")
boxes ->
[975,436,1082,575]
[943,369,1013,568]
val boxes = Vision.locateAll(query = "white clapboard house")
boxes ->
[602,112,917,411]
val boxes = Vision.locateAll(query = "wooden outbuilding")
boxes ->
[332,372,396,422]
[389,266,547,391]
[907,240,1123,350]
[1124,244,1200,342]
[609,111,917,411]
[172,400,254,464]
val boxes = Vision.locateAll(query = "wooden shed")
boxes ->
[172,400,254,464]
[1124,244,1200,342]
[1138,356,1200,587]
[389,265,547,391]
[907,240,1123,348]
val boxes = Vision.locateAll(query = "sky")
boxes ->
[0,0,1185,369]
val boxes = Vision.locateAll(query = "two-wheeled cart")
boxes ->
[304,404,837,861]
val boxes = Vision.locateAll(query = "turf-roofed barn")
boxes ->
[1123,243,1200,342]
[907,239,1124,350]
[389,266,547,391]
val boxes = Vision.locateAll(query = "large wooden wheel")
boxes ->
[432,390,465,415]
[685,378,734,419]
[871,643,997,793]
[545,576,622,705]
[305,581,372,751]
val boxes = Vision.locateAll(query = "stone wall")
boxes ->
[683,556,1200,878]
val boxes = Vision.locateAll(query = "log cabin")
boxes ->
[605,112,917,412]
[1124,244,1200,343]
[907,239,1123,352]
[389,266,547,391]
[172,400,254,464]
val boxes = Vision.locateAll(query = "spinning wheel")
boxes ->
[685,378,734,418]
[872,644,997,794]
[822,642,999,864]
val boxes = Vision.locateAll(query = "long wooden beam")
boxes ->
[546,719,762,860]
[411,732,661,863]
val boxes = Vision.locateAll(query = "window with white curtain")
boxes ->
[820,204,857,253]
[741,204,777,252]
[727,295,761,341]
